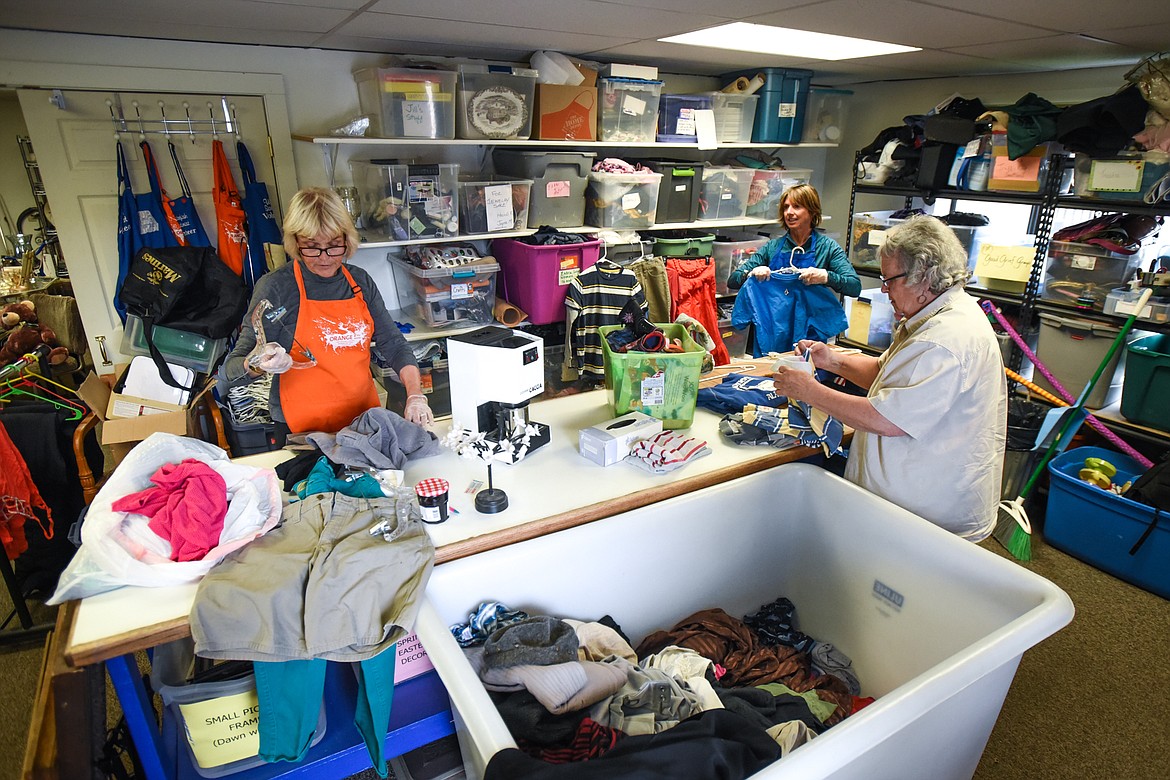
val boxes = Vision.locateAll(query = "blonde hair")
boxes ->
[778,183,822,228]
[282,187,360,261]
[880,215,969,293]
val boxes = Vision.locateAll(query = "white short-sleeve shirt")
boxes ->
[844,286,1007,541]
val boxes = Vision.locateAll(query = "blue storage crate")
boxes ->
[721,68,812,144]
[1045,446,1169,599]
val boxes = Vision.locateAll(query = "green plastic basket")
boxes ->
[599,323,705,429]
[652,230,715,258]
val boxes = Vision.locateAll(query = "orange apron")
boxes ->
[212,139,247,276]
[279,261,380,434]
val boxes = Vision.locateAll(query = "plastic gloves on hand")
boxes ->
[252,342,293,374]
[404,393,434,426]
[798,267,829,285]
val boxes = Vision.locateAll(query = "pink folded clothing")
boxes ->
[112,458,228,562]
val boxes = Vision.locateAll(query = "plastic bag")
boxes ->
[48,432,283,604]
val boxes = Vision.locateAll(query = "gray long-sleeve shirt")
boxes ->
[219,260,417,424]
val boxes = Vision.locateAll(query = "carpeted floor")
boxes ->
[3,528,1167,780]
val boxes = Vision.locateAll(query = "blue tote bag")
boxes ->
[114,141,142,321]
[164,140,211,247]
[136,140,182,250]
[236,140,282,289]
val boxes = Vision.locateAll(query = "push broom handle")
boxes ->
[983,300,1155,469]
[1017,288,1154,499]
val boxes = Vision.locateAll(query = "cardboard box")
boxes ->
[578,411,662,466]
[79,367,214,446]
[534,84,598,140]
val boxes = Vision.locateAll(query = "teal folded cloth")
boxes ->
[295,456,384,500]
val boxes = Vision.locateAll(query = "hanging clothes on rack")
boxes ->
[236,140,283,290]
[664,257,729,366]
[564,261,647,377]
[165,140,212,247]
[212,139,248,276]
[627,255,671,324]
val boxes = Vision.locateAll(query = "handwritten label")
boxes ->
[546,180,571,198]
[621,192,641,210]
[676,108,696,136]
[483,184,514,232]
[641,371,665,405]
[1068,253,1098,271]
[778,102,797,118]
[991,154,1042,183]
[974,244,1033,283]
[557,254,581,285]
[962,138,983,159]
[1089,159,1143,192]
[401,100,435,137]
[450,282,472,300]
[177,690,261,768]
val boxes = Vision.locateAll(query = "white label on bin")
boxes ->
[778,102,797,119]
[1116,300,1152,317]
[641,371,665,406]
[676,109,696,136]
[450,282,471,299]
[621,192,641,210]
[546,180,571,198]
[558,254,582,285]
[484,184,514,232]
[402,101,436,136]
[1069,254,1098,271]
[721,192,733,200]
[621,94,647,116]
[868,228,888,248]
[674,184,687,192]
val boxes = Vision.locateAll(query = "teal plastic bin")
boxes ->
[1120,333,1170,432]
[721,68,813,144]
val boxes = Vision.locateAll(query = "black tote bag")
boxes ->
[119,246,247,389]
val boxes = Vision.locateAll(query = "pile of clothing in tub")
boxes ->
[450,595,874,779]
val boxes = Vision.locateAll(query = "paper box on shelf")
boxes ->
[535,61,598,141]
[78,367,214,446]
[578,411,663,466]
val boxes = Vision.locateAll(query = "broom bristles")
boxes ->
[993,499,1033,562]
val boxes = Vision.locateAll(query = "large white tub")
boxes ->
[413,464,1074,779]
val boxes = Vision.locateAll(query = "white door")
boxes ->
[18,88,281,374]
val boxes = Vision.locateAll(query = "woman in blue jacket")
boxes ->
[728,183,860,298]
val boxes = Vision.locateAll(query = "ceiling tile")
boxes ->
[340,12,636,53]
[920,0,1170,35]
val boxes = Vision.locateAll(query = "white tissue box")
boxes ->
[578,412,663,466]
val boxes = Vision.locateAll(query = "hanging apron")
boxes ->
[135,140,181,250]
[114,141,140,321]
[141,139,185,245]
[236,140,283,290]
[166,140,211,247]
[279,262,380,434]
[212,139,248,276]
[767,231,818,272]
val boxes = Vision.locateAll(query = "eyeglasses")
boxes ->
[880,271,908,288]
[298,244,346,257]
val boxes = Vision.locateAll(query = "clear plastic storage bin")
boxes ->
[849,210,903,269]
[698,166,753,220]
[656,93,712,143]
[713,233,768,294]
[493,150,595,228]
[803,87,852,144]
[1104,287,1170,322]
[745,168,813,218]
[351,161,460,240]
[457,177,532,234]
[353,67,457,139]
[1041,240,1141,310]
[584,171,662,228]
[456,65,537,140]
[389,255,499,328]
[598,78,664,143]
[702,92,759,144]
[121,315,227,374]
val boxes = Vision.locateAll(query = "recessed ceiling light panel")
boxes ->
[660,22,919,61]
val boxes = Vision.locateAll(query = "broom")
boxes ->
[993,288,1153,561]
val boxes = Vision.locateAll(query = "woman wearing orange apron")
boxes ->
[220,187,431,443]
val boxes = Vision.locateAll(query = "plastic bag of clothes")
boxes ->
[48,432,282,603]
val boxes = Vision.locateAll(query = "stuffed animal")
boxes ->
[0,299,70,366]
